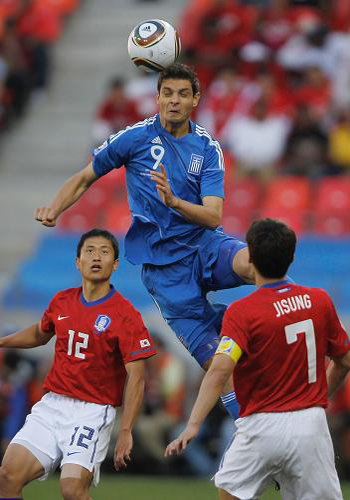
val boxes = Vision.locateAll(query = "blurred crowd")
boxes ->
[0,0,80,131]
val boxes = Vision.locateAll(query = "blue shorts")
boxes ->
[141,236,248,366]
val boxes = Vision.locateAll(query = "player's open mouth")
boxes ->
[91,265,102,271]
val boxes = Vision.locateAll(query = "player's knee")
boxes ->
[233,247,254,284]
[0,463,23,491]
[60,478,89,500]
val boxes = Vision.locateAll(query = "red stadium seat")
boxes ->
[313,213,350,237]
[222,210,254,236]
[262,176,312,213]
[259,209,307,235]
[224,178,263,213]
[104,201,131,234]
[58,208,98,231]
[313,177,350,214]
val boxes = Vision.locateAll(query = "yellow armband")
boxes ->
[216,336,243,363]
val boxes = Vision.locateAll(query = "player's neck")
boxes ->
[82,280,111,303]
[255,274,287,288]
[160,117,190,138]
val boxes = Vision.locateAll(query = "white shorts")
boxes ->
[215,407,343,500]
[11,392,116,486]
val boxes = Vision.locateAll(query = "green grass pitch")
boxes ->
[23,475,350,499]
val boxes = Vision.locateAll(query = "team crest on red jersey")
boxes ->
[94,314,111,334]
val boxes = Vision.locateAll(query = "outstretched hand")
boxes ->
[35,207,58,227]
[151,164,178,208]
[164,423,199,457]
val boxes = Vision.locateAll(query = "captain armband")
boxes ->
[216,336,243,363]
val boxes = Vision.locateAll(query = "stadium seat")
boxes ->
[313,176,350,214]
[311,177,350,236]
[58,207,98,231]
[313,213,350,237]
[104,200,131,234]
[261,176,312,213]
[258,209,307,234]
[224,177,263,213]
[222,210,253,236]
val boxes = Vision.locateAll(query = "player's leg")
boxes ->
[218,489,239,500]
[58,398,115,498]
[211,238,254,287]
[142,258,239,419]
[0,443,44,498]
[60,464,93,500]
[276,407,343,500]
[214,413,280,499]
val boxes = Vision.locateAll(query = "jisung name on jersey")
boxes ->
[273,294,312,317]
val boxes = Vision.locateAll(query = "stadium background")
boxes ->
[0,0,350,498]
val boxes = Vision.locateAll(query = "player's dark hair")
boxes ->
[246,219,296,279]
[77,229,119,260]
[157,63,200,96]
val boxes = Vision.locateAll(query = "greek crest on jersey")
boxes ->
[188,154,204,175]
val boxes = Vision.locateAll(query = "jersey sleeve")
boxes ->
[221,304,248,354]
[325,294,350,358]
[200,140,225,199]
[117,305,157,363]
[92,128,133,177]
[40,297,56,334]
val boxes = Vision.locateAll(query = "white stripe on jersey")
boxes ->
[109,115,156,145]
[195,125,224,171]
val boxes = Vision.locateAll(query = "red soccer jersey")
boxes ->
[41,286,156,406]
[221,281,350,417]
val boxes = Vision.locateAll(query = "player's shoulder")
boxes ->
[49,287,81,306]
[193,122,222,148]
[110,289,142,316]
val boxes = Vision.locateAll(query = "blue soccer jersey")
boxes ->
[93,114,225,265]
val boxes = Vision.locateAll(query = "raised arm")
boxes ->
[35,162,98,227]
[114,359,145,471]
[151,164,223,229]
[0,322,54,349]
[327,351,350,397]
[165,353,235,456]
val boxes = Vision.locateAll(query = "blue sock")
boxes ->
[221,391,239,420]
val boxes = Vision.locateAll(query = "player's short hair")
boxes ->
[157,63,200,96]
[76,229,119,260]
[246,219,296,279]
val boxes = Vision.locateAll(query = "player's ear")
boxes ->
[193,92,200,108]
[75,256,81,270]
[113,259,119,272]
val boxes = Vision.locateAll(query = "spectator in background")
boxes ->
[222,96,290,182]
[133,335,185,472]
[284,104,328,179]
[92,77,141,147]
[1,18,30,119]
[0,349,34,457]
[179,0,257,88]
[329,108,350,175]
[16,0,62,93]
[294,66,331,124]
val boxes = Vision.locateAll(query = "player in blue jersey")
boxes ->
[35,64,255,419]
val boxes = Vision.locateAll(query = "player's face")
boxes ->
[157,79,200,125]
[76,237,118,282]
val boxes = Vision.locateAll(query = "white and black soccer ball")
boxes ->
[127,19,181,72]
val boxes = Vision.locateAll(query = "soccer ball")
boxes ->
[127,19,181,72]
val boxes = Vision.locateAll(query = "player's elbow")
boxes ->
[208,213,222,230]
